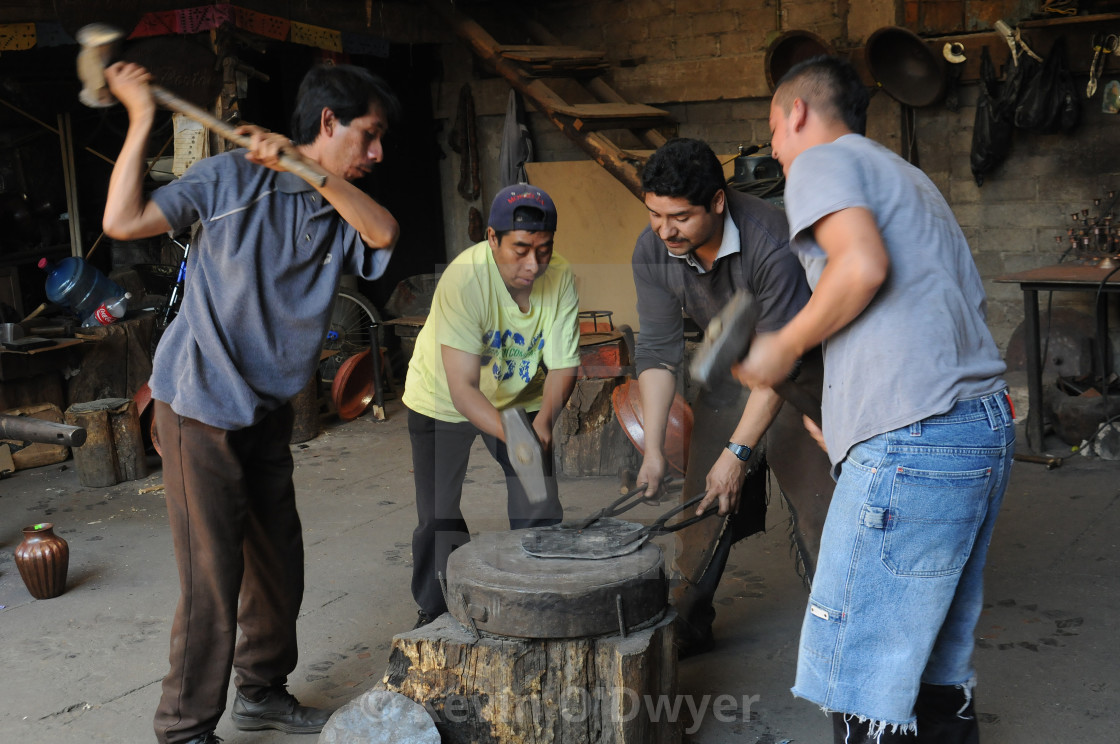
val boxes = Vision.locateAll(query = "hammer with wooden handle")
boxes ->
[75,23,328,187]
[689,289,822,426]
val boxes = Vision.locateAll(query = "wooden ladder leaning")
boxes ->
[425,1,672,199]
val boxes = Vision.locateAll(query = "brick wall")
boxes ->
[433,0,1120,363]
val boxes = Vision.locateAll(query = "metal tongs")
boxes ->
[574,476,677,530]
[521,479,722,560]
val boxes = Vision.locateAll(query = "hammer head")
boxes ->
[689,290,759,387]
[76,23,124,108]
[500,406,549,505]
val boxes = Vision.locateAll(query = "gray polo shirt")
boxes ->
[149,150,390,429]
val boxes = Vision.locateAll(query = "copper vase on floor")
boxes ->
[14,522,69,599]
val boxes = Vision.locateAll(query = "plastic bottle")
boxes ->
[82,292,132,328]
[38,256,125,321]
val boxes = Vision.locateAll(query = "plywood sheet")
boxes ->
[526,160,647,331]
[525,157,736,332]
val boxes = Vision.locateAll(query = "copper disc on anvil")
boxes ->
[445,529,667,639]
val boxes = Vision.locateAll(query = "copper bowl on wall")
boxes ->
[765,29,834,91]
[611,378,693,475]
[865,25,946,107]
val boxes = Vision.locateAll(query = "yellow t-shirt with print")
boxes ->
[402,240,581,423]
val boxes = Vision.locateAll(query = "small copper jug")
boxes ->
[14,522,69,599]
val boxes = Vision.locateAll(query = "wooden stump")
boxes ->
[64,398,147,487]
[554,378,639,477]
[381,613,680,744]
[289,373,321,444]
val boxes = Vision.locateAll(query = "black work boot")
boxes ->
[413,609,437,629]
[832,713,911,743]
[914,682,980,744]
[180,733,222,744]
[231,686,332,733]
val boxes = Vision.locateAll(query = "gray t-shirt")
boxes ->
[785,134,1006,468]
[150,150,390,429]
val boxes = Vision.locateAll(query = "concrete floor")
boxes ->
[1,399,1117,743]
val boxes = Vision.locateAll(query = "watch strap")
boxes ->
[726,442,752,461]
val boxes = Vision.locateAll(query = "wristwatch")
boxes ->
[726,442,752,461]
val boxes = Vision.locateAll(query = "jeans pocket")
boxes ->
[800,597,843,662]
[882,464,992,577]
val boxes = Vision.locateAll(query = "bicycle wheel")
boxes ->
[320,286,385,387]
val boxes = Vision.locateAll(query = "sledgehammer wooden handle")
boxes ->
[75,22,327,188]
[150,87,328,187]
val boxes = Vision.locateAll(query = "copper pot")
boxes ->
[611,379,692,475]
[14,522,69,599]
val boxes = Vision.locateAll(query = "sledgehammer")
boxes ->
[501,407,550,505]
[689,290,822,426]
[75,23,328,187]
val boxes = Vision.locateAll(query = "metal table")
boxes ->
[994,262,1120,451]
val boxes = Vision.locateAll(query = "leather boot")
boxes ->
[914,683,980,744]
[231,687,331,734]
[832,712,911,743]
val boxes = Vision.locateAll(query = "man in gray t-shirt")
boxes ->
[738,57,1014,743]
[102,62,400,744]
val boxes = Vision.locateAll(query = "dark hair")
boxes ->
[640,138,725,209]
[290,64,401,145]
[775,55,868,135]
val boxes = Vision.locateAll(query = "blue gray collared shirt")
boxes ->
[149,150,390,429]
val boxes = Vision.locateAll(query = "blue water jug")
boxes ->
[38,256,125,321]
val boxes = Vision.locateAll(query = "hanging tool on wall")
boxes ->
[1087,33,1118,98]
[448,83,481,201]
[942,42,967,112]
[994,19,1043,67]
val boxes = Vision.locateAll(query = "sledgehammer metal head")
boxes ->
[76,23,124,108]
[689,291,758,388]
[501,406,549,505]
[689,289,822,425]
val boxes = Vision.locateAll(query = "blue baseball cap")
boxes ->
[488,185,557,232]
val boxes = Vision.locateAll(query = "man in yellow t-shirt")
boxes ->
[402,184,580,627]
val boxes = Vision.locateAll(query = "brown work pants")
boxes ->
[152,401,304,744]
[672,348,834,634]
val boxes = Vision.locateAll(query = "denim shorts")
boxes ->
[792,390,1015,730]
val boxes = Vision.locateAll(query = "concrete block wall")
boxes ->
[529,0,847,101]
[914,85,1120,358]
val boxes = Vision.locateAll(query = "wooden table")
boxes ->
[994,261,1120,451]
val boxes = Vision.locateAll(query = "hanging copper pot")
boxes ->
[865,26,947,107]
[765,30,834,91]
